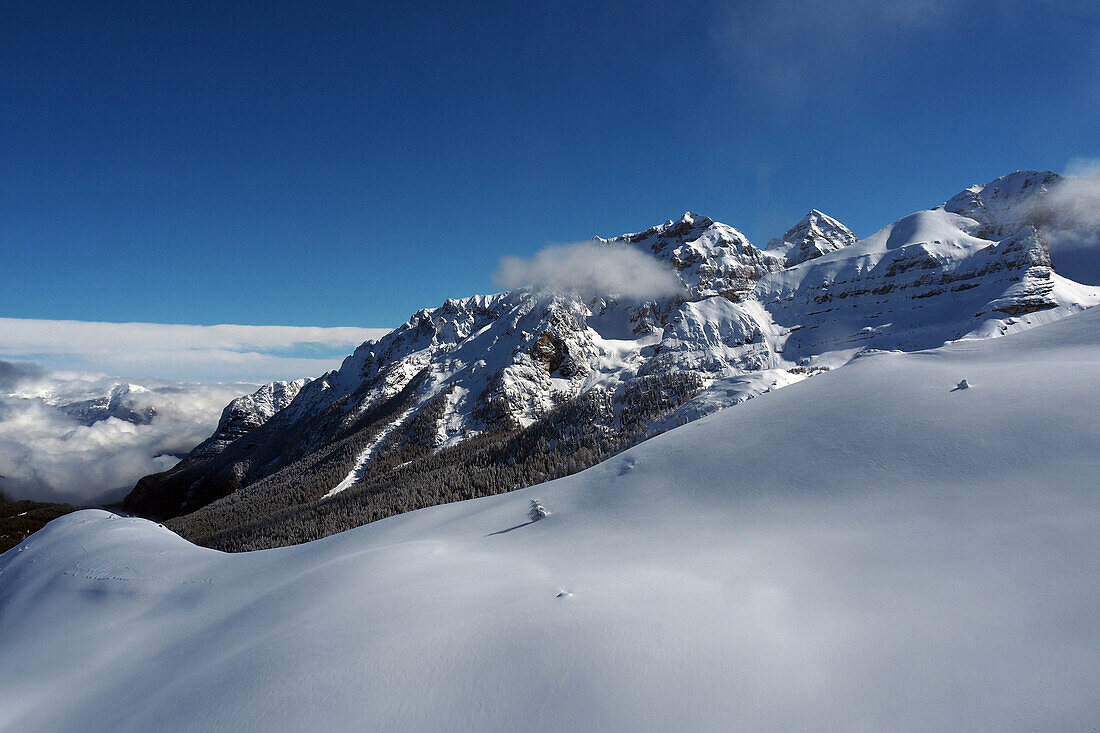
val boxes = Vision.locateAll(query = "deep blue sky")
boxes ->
[2,1,1098,328]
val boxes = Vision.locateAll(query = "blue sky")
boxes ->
[2,0,1098,330]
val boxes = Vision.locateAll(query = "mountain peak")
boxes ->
[599,212,778,297]
[677,211,712,227]
[654,211,715,239]
[766,209,857,266]
[602,211,718,248]
[943,170,1062,238]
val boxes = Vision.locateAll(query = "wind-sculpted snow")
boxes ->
[4,308,1099,730]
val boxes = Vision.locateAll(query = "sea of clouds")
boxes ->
[0,320,388,506]
[0,361,258,505]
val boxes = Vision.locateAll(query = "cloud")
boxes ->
[493,242,684,301]
[0,360,45,391]
[0,367,260,505]
[1049,160,1100,228]
[0,319,390,383]
[1064,157,1100,179]
[1041,162,1100,284]
[0,319,393,505]
[707,0,959,103]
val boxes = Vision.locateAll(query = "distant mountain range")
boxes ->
[125,170,1099,550]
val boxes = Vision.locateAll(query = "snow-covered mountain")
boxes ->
[124,379,308,516]
[943,168,1061,238]
[0,369,155,428]
[186,379,309,460]
[4,305,1099,731]
[765,208,858,266]
[125,171,1099,550]
[57,382,158,426]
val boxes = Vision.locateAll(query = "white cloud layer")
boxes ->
[493,242,683,300]
[0,365,258,505]
[0,319,389,383]
[0,319,389,505]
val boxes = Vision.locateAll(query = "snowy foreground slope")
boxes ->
[3,308,1099,731]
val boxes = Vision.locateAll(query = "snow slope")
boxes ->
[3,306,1098,730]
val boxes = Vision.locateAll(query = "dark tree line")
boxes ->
[168,371,705,552]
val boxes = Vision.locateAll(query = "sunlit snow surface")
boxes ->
[2,308,1099,731]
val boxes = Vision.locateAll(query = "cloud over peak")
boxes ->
[493,241,683,301]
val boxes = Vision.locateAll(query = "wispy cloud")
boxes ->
[0,319,390,383]
[707,0,958,103]
[493,242,683,301]
[1064,157,1100,179]
[1043,160,1100,284]
[1049,160,1100,228]
[706,0,1100,107]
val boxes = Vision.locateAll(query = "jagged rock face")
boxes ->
[123,379,308,518]
[766,209,858,267]
[603,212,784,299]
[188,379,309,460]
[977,227,1058,316]
[943,170,1062,239]
[756,205,1083,361]
[128,174,1100,528]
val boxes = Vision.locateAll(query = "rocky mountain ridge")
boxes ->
[765,209,859,267]
[187,379,309,460]
[58,383,157,427]
[123,379,309,516]
[125,170,1099,549]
